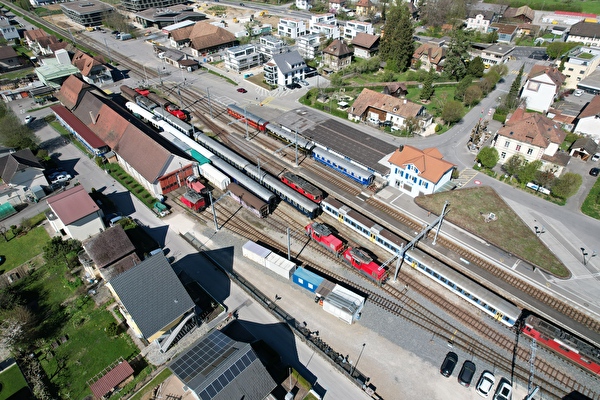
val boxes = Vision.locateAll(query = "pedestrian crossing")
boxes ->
[509,69,520,75]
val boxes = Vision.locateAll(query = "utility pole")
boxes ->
[208,191,219,232]
[207,87,213,119]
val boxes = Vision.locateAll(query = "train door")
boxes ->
[495,312,504,322]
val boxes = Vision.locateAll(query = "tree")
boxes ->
[443,29,471,81]
[503,154,525,178]
[402,116,419,136]
[517,160,542,184]
[535,170,556,190]
[441,100,464,125]
[454,75,474,101]
[420,68,435,100]
[551,172,582,199]
[546,42,579,60]
[504,64,525,109]
[463,85,482,106]
[421,0,468,27]
[467,57,485,78]
[0,106,39,151]
[477,147,499,169]
[379,3,414,73]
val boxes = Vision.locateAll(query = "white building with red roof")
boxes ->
[46,185,105,241]
[387,145,456,197]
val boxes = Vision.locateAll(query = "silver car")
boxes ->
[476,371,495,397]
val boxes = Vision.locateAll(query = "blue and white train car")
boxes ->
[312,147,374,185]
[193,132,251,170]
[126,102,162,130]
[210,157,276,207]
[265,123,314,151]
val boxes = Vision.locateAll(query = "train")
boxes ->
[521,313,600,375]
[227,182,269,218]
[120,85,188,123]
[147,92,186,120]
[227,104,269,131]
[280,172,324,203]
[312,147,374,185]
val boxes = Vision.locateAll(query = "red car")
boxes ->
[237,88,247,93]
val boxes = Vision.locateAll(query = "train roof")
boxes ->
[281,171,323,196]
[227,182,268,211]
[227,103,268,125]
[266,123,314,149]
[313,147,374,180]
[211,157,276,204]
[194,132,251,170]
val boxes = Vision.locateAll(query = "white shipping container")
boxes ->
[265,253,296,280]
[200,164,230,190]
[322,285,365,324]
[242,241,271,267]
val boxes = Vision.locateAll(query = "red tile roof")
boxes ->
[89,361,134,399]
[527,65,565,87]
[498,108,566,147]
[388,145,455,183]
[578,95,600,119]
[351,33,380,49]
[50,105,107,149]
[56,75,91,110]
[47,185,100,226]
[413,42,446,65]
[187,22,236,51]
[23,28,48,43]
[350,88,423,119]
[72,50,104,76]
[323,39,352,57]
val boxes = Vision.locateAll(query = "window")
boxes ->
[568,68,574,71]
[527,148,533,155]
[527,81,540,92]
[516,145,521,151]
[504,140,510,148]
[501,152,506,159]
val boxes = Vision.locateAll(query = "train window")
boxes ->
[433,272,439,278]
[440,277,447,283]
[425,267,431,273]
[448,282,455,288]
[489,307,496,314]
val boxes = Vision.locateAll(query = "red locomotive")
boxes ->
[186,176,207,194]
[342,247,387,283]
[227,104,268,131]
[521,313,600,375]
[280,172,323,203]
[134,87,150,97]
[305,222,343,254]
[166,104,186,121]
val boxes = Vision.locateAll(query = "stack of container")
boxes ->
[242,241,296,280]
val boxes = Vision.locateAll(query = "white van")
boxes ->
[109,216,123,226]
[149,248,163,256]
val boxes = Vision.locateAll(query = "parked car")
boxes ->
[475,371,495,398]
[440,351,458,377]
[591,153,600,162]
[237,88,248,93]
[50,174,72,184]
[108,215,124,226]
[24,115,33,124]
[574,89,584,97]
[300,79,309,86]
[493,378,512,400]
[458,360,476,387]
[589,167,599,177]
[239,2,245,5]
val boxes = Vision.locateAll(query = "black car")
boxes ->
[458,360,476,387]
[111,30,119,35]
[590,168,599,177]
[440,351,458,377]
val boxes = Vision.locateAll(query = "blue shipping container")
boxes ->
[292,267,324,293]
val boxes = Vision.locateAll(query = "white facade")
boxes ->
[310,13,337,25]
[561,47,600,89]
[296,34,321,59]
[567,33,600,47]
[466,13,493,33]
[224,44,261,72]
[574,116,600,139]
[278,17,308,39]
[310,22,340,39]
[48,211,105,242]
[296,0,312,10]
[521,74,560,113]
[343,21,373,40]
[258,35,288,61]
[263,51,307,86]
[388,164,453,197]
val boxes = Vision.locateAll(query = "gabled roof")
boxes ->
[497,108,566,147]
[503,6,534,21]
[388,145,455,184]
[571,137,598,155]
[56,74,91,110]
[578,95,600,119]
[169,25,193,42]
[527,65,565,87]
[0,45,17,60]
[72,50,104,76]
[490,22,518,34]
[355,0,372,7]
[36,35,60,48]
[109,253,195,339]
[188,22,236,50]
[323,39,352,57]
[90,361,134,399]
[351,33,380,49]
[75,98,128,148]
[23,28,48,42]
[467,9,496,20]
[82,224,136,269]
[0,148,43,183]
[413,42,446,64]
[385,82,407,93]
[47,185,100,226]
[350,88,424,119]
[569,21,600,39]
[271,50,307,75]
[50,104,108,149]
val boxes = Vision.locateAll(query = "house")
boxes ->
[503,6,534,23]
[0,149,46,204]
[478,43,514,66]
[355,0,374,17]
[0,16,19,41]
[120,0,187,12]
[412,42,446,72]
[348,88,432,132]
[546,100,585,131]
[46,185,106,241]
[107,253,196,351]
[560,46,600,89]
[382,82,408,98]
[322,39,352,72]
[296,34,321,59]
[296,0,312,11]
[488,23,518,43]
[569,137,599,161]
[31,35,68,57]
[343,21,374,41]
[577,69,600,95]
[329,0,346,13]
[0,45,20,71]
[169,22,237,56]
[387,145,456,197]
[465,10,497,33]
[80,224,141,281]
[71,50,114,86]
[566,21,600,47]
[60,1,114,27]
[263,50,307,86]
[574,95,600,139]
[224,44,261,73]
[310,21,340,39]
[89,359,134,400]
[34,49,82,88]
[492,108,568,176]
[23,28,48,47]
[169,329,277,400]
[520,65,566,113]
[352,33,380,59]
[278,17,308,39]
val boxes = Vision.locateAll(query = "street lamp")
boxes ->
[350,343,366,377]
[581,248,597,266]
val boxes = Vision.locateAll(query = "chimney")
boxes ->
[398,144,404,152]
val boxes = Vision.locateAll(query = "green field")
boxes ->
[0,363,30,400]
[0,225,49,274]
[415,186,569,277]
[484,0,600,14]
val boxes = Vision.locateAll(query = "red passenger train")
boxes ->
[521,313,600,375]
[280,172,323,203]
[227,104,269,131]
[342,247,387,284]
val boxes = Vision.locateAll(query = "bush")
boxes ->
[434,124,442,132]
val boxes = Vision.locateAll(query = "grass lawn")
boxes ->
[406,86,458,116]
[415,186,569,277]
[484,0,600,14]
[581,177,600,219]
[0,225,49,274]
[0,67,35,80]
[0,363,29,400]
[129,369,172,400]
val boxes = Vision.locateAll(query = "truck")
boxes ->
[152,201,170,217]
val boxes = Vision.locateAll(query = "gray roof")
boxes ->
[82,224,137,269]
[271,50,306,75]
[578,69,600,91]
[569,21,600,39]
[109,253,194,339]
[170,330,276,400]
[0,149,43,183]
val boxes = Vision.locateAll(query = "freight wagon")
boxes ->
[242,241,296,280]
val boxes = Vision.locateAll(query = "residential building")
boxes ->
[107,253,196,350]
[383,82,408,98]
[296,0,312,10]
[560,46,600,89]
[30,35,68,57]
[0,149,46,204]
[412,42,446,72]
[488,23,518,43]
[0,46,21,71]
[502,6,534,23]
[169,22,237,55]
[465,10,496,33]
[348,88,432,132]
[577,69,600,95]
[351,33,379,59]
[257,35,288,62]
[478,43,514,66]
[355,0,373,17]
[296,34,321,59]
[278,17,307,39]
[546,100,584,131]
[60,1,114,27]
[574,95,600,139]
[310,22,340,39]
[329,0,346,13]
[520,65,565,113]
[263,50,307,86]
[387,145,456,197]
[46,185,106,241]
[566,21,600,47]
[169,330,277,400]
[121,0,187,12]
[23,28,48,47]
[133,4,206,28]
[224,44,261,73]
[310,13,336,25]
[0,16,18,41]
[492,108,568,175]
[569,137,598,161]
[72,50,114,86]
[322,39,352,72]
[343,20,373,41]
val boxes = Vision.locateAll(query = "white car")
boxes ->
[574,89,584,97]
[493,378,512,400]
[24,115,33,124]
[475,371,495,397]
[50,174,72,184]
